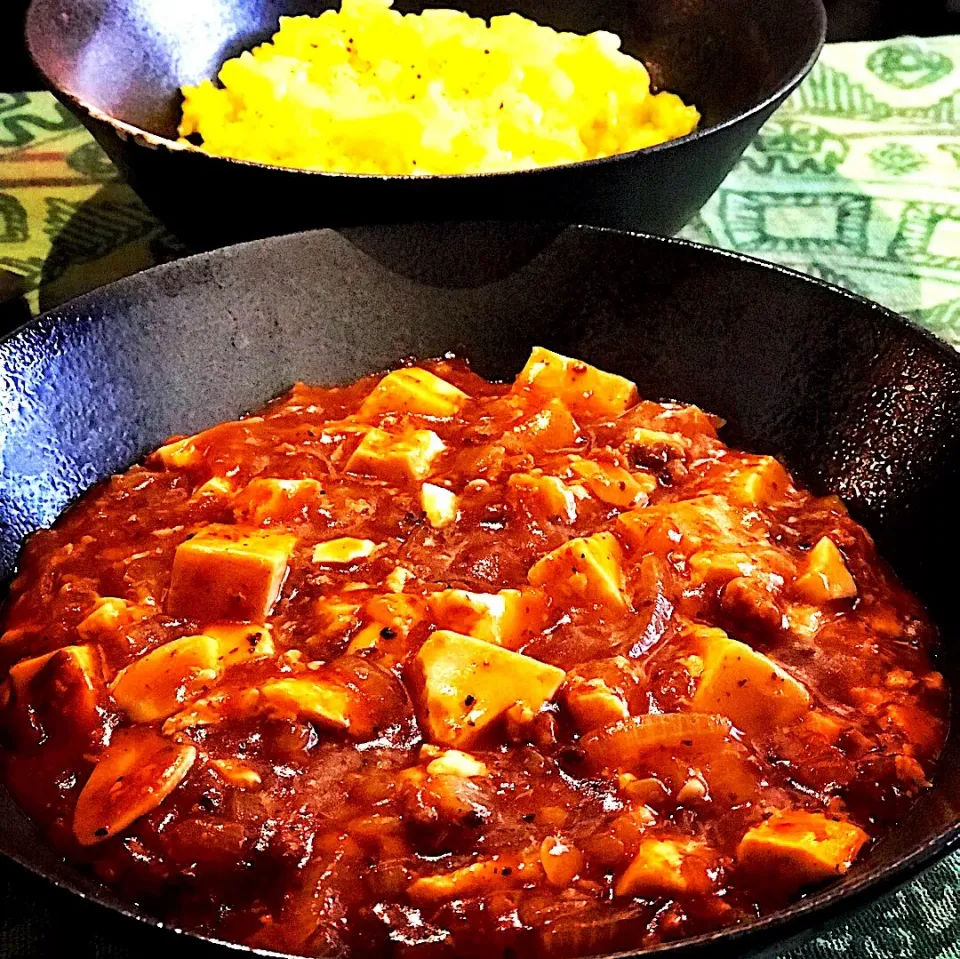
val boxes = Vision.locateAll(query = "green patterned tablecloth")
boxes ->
[681,36,960,344]
[2,37,960,337]
[2,33,960,959]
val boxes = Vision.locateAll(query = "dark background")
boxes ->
[2,0,960,91]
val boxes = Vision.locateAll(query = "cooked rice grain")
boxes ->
[178,0,699,175]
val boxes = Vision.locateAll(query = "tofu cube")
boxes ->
[688,549,758,584]
[617,495,740,556]
[311,537,379,564]
[313,596,364,646]
[539,836,585,888]
[616,502,678,554]
[414,630,566,747]
[77,597,137,639]
[688,545,794,589]
[563,676,629,732]
[347,625,394,656]
[621,427,690,464]
[728,456,794,509]
[347,593,424,654]
[515,347,638,417]
[203,622,276,667]
[346,427,446,483]
[427,587,543,648]
[359,367,469,419]
[426,749,489,778]
[527,532,627,610]
[509,398,581,452]
[193,476,237,500]
[496,587,548,649]
[615,838,715,897]
[110,634,223,722]
[9,644,104,743]
[385,565,415,592]
[167,525,296,624]
[421,483,458,528]
[569,458,656,508]
[691,626,810,734]
[259,677,352,729]
[736,809,869,891]
[153,434,204,469]
[162,687,254,735]
[507,472,578,523]
[794,537,857,603]
[428,589,507,644]
[233,477,325,525]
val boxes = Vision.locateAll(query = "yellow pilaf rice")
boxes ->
[178,0,699,176]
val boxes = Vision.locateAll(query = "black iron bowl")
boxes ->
[2,224,960,958]
[24,0,825,248]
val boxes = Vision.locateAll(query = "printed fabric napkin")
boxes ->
[1,33,960,959]
[681,35,960,346]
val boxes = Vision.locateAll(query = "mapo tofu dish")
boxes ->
[0,348,947,957]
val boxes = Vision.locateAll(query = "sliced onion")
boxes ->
[581,713,732,771]
[538,905,647,959]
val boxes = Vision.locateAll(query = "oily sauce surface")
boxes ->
[0,352,948,958]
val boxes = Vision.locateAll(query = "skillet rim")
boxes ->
[0,222,958,959]
[23,0,826,182]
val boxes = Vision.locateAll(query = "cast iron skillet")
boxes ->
[2,223,960,958]
[24,0,825,248]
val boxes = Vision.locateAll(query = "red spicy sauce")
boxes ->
[0,352,947,958]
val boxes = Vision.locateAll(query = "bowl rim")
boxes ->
[1,221,958,959]
[24,0,826,182]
